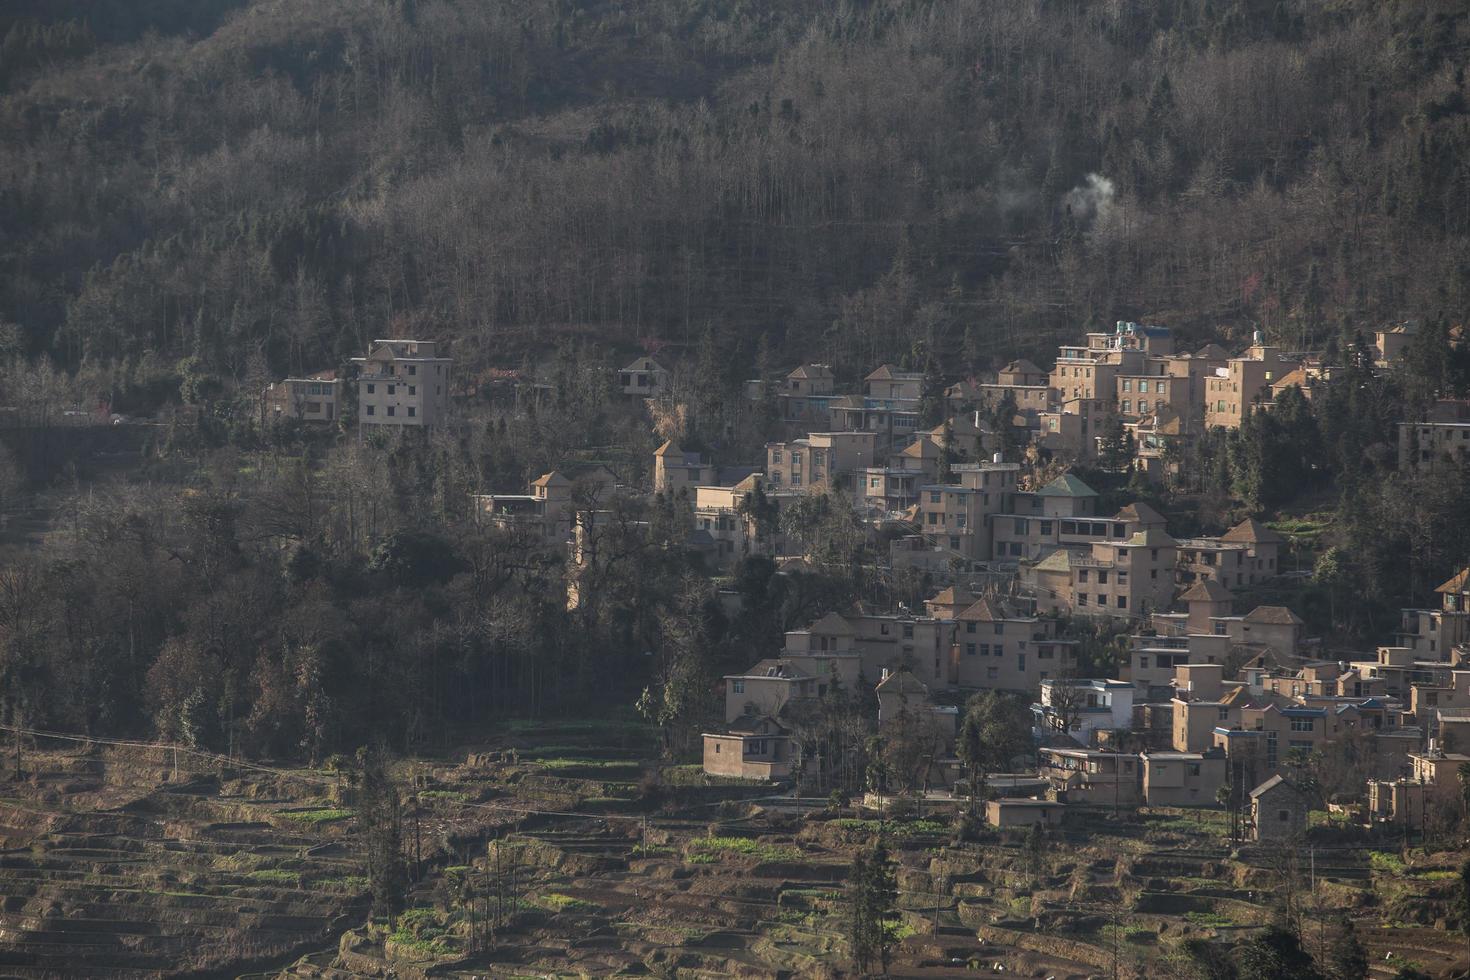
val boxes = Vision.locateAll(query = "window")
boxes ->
[1098,571,1109,585]
[1017,654,1026,671]
[1122,380,1132,392]
[732,680,744,693]
[1117,571,1128,585]
[387,406,395,417]
[366,405,375,416]
[1139,655,1150,669]
[950,536,960,549]
[1079,569,1089,583]
[387,384,395,395]
[1139,400,1150,413]
[772,450,783,463]
[408,365,416,375]
[902,623,914,639]
[966,643,976,656]
[931,491,942,503]
[1290,717,1314,733]
[880,624,890,635]
[1116,596,1127,609]
[408,385,416,395]
[987,667,999,680]
[1079,594,1088,606]
[1040,520,1052,535]
[366,383,376,394]
[1097,594,1106,606]
[407,406,416,417]
[1122,400,1131,414]
[994,623,1004,635]
[966,622,976,634]
[1014,518,1027,534]
[1138,380,1149,393]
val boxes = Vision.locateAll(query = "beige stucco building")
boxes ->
[352,339,452,429]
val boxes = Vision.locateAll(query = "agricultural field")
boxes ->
[6,721,1470,978]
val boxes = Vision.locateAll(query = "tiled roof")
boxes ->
[1113,502,1166,525]
[1125,529,1177,547]
[531,471,571,487]
[1243,605,1304,626]
[1437,568,1470,594]
[1038,473,1098,497]
[1180,579,1233,603]
[1222,517,1285,544]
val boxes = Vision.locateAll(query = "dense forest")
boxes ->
[1,0,1470,760]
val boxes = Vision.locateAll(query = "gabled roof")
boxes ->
[654,440,682,458]
[788,363,833,380]
[956,598,1008,622]
[1271,367,1310,390]
[1002,358,1044,375]
[1222,517,1285,545]
[1124,528,1177,547]
[1249,774,1291,799]
[901,437,943,460]
[866,363,902,381]
[928,586,965,608]
[808,612,856,635]
[732,472,763,493]
[1033,548,1080,573]
[622,355,665,372]
[741,659,812,680]
[1180,579,1233,603]
[1437,569,1470,594]
[875,670,930,697]
[1113,502,1166,525]
[530,471,571,488]
[1243,605,1304,626]
[1038,473,1098,498]
[1194,343,1230,360]
[725,714,789,736]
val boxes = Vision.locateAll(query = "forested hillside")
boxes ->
[1,0,1469,759]
[3,0,1469,396]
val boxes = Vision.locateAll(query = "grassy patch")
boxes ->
[688,835,801,863]
[686,852,718,865]
[536,891,600,913]
[831,818,947,837]
[1417,869,1457,881]
[320,875,369,892]
[418,790,469,803]
[1185,911,1235,928]
[1369,851,1408,875]
[246,869,301,886]
[282,807,353,825]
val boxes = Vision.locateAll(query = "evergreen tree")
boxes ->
[357,743,407,926]
[1236,923,1323,980]
[848,838,898,975]
[1322,912,1367,980]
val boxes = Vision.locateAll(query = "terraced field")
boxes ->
[8,724,1470,979]
[0,744,369,978]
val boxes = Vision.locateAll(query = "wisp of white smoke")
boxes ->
[1063,173,1115,221]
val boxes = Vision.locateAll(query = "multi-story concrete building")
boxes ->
[864,363,925,401]
[263,370,341,424]
[1141,749,1228,807]
[1204,337,1298,429]
[949,597,1080,692]
[352,339,452,429]
[911,460,1021,566]
[1174,518,1285,590]
[1030,529,1179,620]
[1035,678,1135,745]
[653,441,758,496]
[1398,400,1470,474]
[1396,567,1470,659]
[765,431,877,492]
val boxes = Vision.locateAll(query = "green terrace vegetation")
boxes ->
[535,892,600,913]
[686,836,801,863]
[830,818,948,837]
[281,808,353,825]
[244,869,301,887]
[1370,851,1409,875]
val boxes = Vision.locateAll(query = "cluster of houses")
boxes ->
[706,565,1470,840]
[268,327,1470,840]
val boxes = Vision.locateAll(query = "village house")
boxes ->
[1395,567,1470,659]
[1373,322,1418,367]
[875,669,958,754]
[474,471,577,547]
[1250,774,1311,841]
[765,430,877,492]
[780,609,957,692]
[262,370,341,423]
[947,597,1080,692]
[1203,336,1299,429]
[1397,400,1470,473]
[986,798,1066,828]
[653,440,758,496]
[907,459,1022,568]
[618,356,669,398]
[722,659,821,724]
[1029,528,1179,620]
[1034,678,1135,746]
[1039,748,1142,805]
[858,436,945,519]
[702,714,795,781]
[988,473,1103,560]
[1174,517,1286,590]
[1141,749,1228,807]
[351,338,452,429]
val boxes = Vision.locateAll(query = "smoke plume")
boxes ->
[1063,173,1115,221]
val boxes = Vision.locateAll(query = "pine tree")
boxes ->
[1323,912,1367,980]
